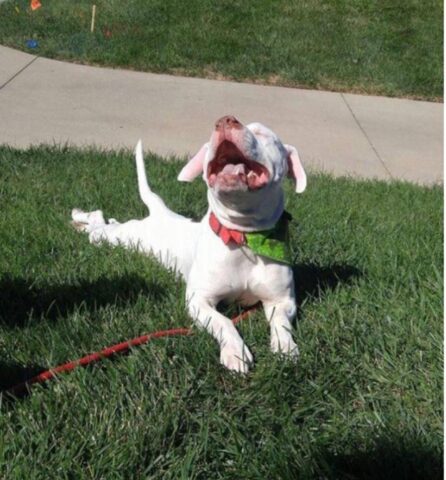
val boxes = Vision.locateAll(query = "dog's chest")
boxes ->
[187,225,291,304]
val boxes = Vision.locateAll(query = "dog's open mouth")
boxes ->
[207,140,269,191]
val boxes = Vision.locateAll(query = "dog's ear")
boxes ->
[178,143,209,182]
[284,144,306,193]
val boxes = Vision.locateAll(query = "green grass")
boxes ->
[0,145,443,479]
[0,0,443,100]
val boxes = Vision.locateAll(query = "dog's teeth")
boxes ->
[233,164,247,175]
[208,174,217,186]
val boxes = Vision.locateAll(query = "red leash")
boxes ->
[5,307,256,397]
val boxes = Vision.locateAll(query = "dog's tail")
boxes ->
[135,140,168,215]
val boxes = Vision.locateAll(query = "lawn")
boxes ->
[0,0,443,100]
[0,146,443,479]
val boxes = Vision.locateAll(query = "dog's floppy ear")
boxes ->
[178,143,209,182]
[284,144,306,193]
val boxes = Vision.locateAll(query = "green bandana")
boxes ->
[245,211,293,264]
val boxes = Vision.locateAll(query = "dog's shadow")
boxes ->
[293,262,361,311]
[0,273,166,398]
[0,274,165,328]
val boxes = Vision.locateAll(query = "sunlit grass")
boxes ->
[0,145,442,478]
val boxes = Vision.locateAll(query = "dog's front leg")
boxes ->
[263,298,299,358]
[187,294,253,373]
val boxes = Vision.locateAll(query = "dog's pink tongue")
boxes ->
[216,163,248,189]
[221,163,246,175]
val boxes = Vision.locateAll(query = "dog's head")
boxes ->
[178,116,306,194]
[178,116,306,230]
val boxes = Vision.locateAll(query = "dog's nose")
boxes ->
[215,115,242,131]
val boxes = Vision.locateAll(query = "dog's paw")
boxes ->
[70,220,88,232]
[71,209,105,233]
[220,342,253,374]
[271,335,299,359]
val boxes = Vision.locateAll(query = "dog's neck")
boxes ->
[207,184,284,232]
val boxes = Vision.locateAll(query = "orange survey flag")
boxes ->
[31,0,42,10]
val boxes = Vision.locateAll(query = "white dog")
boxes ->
[72,116,306,373]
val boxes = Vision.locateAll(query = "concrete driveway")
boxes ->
[0,45,443,185]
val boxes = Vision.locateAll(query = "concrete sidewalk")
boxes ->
[0,45,443,185]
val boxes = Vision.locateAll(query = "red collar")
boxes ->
[209,212,246,246]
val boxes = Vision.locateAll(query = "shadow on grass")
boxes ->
[314,435,443,480]
[0,274,165,328]
[0,274,168,400]
[293,263,362,311]
[0,361,46,396]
